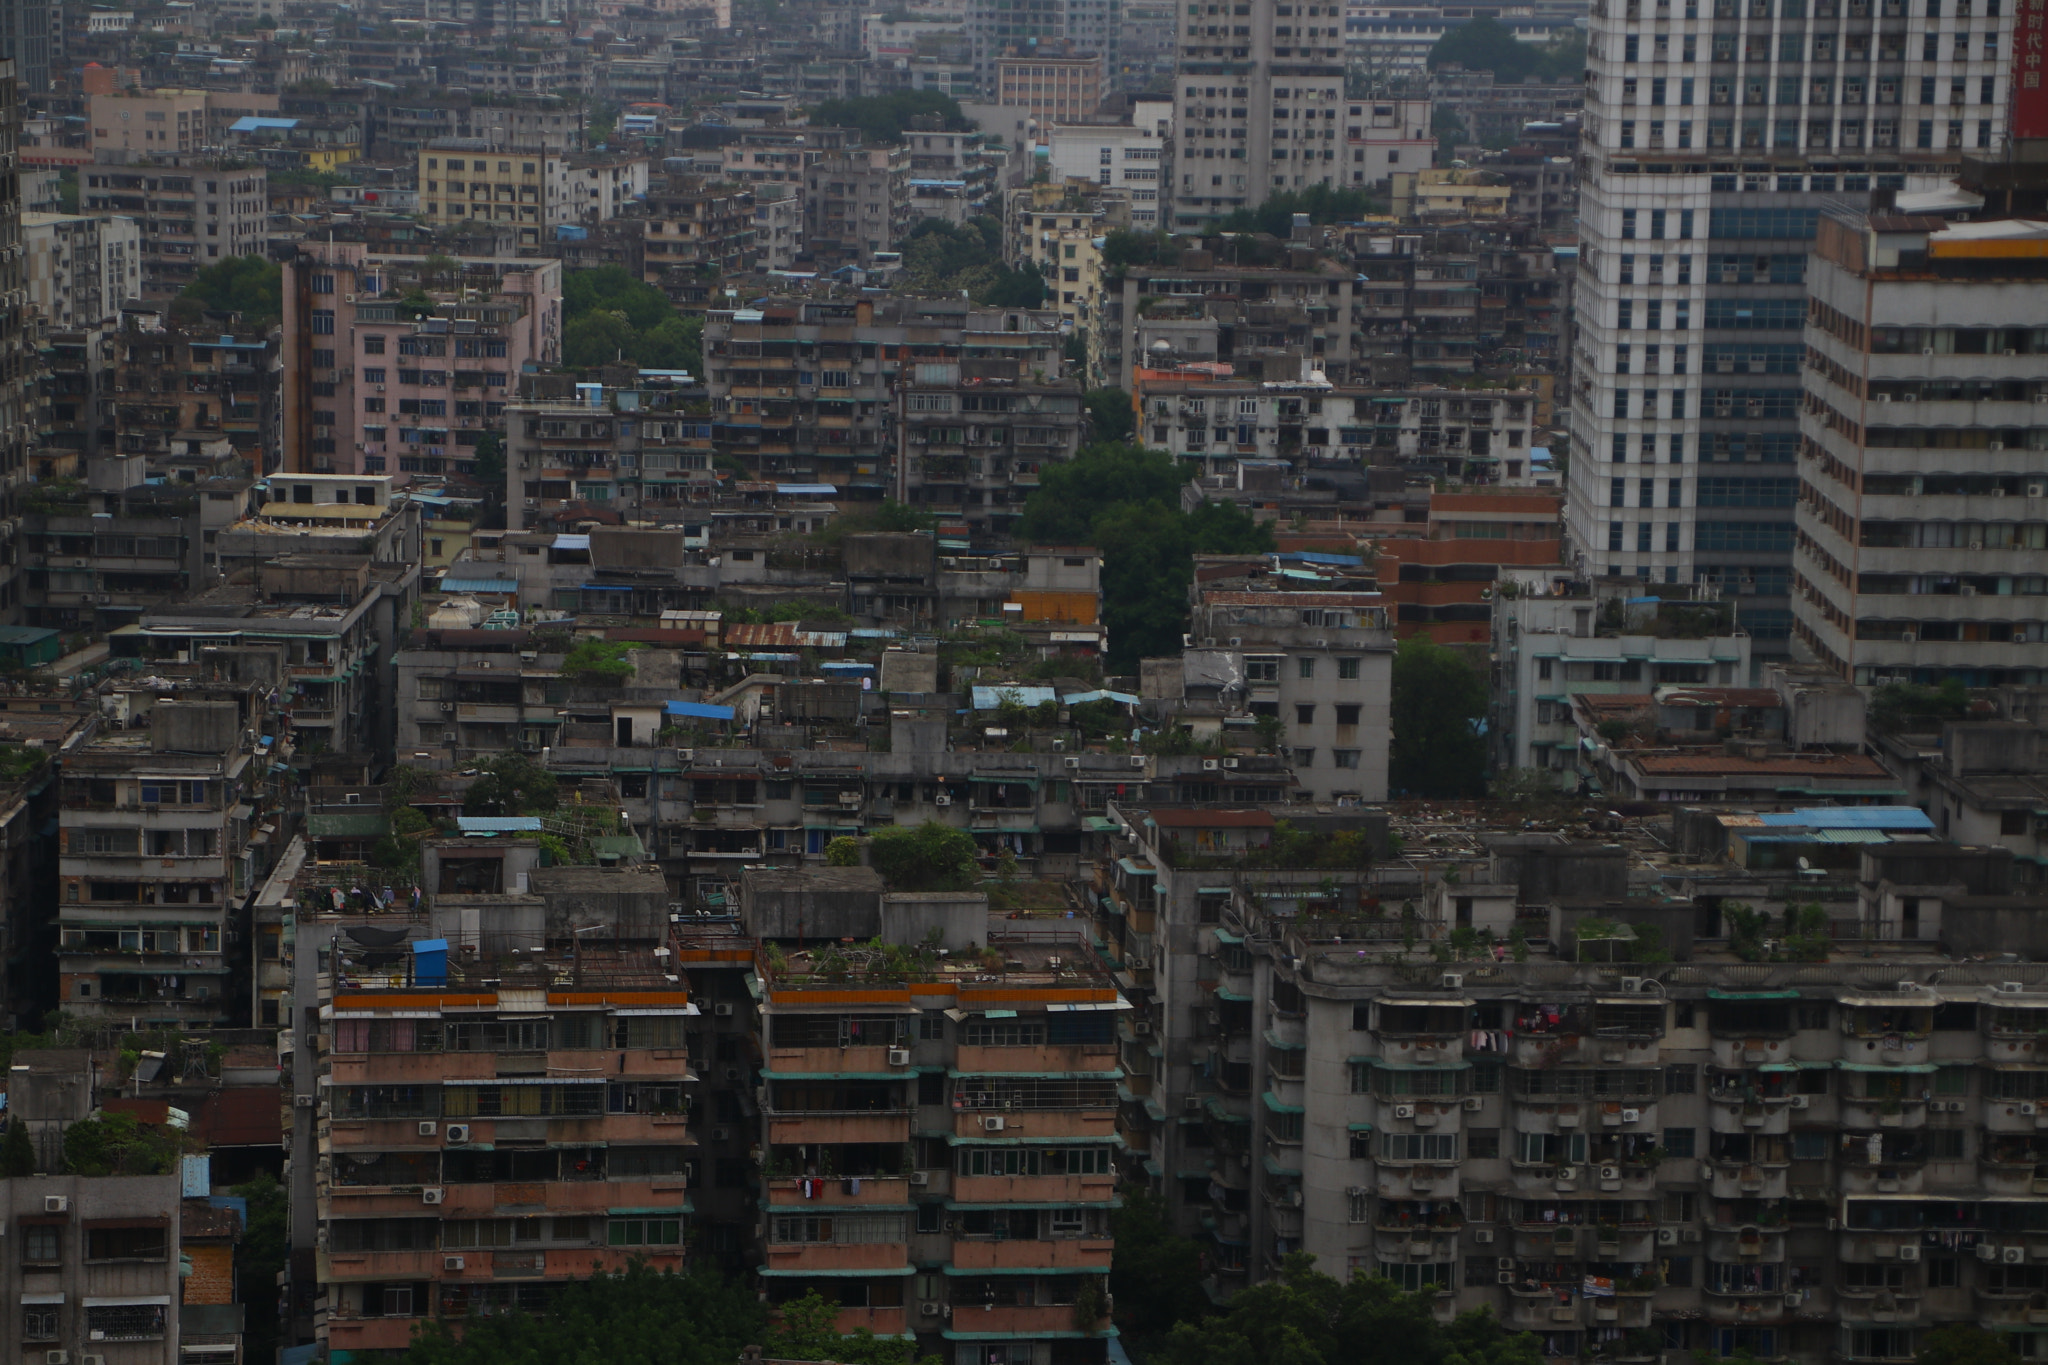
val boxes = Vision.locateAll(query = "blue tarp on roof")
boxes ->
[455,816,545,833]
[776,483,838,495]
[666,701,736,720]
[1064,690,1140,706]
[1756,806,1934,831]
[971,685,1058,710]
[439,577,518,593]
[230,116,300,131]
[1280,551,1365,567]
[820,661,875,673]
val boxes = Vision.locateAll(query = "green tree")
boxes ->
[177,255,283,327]
[1017,443,1185,545]
[372,806,436,877]
[564,265,678,330]
[1085,387,1135,443]
[824,836,861,867]
[62,1111,184,1176]
[1101,229,1181,274]
[868,822,979,891]
[1212,183,1391,235]
[562,310,641,369]
[807,91,967,144]
[1389,637,1488,798]
[472,429,505,486]
[233,1173,288,1365]
[0,1118,35,1176]
[405,1263,766,1365]
[1108,1190,1208,1345]
[771,1289,927,1365]
[1917,1327,2023,1365]
[562,637,644,681]
[1156,1254,1541,1365]
[1428,15,1582,81]
[1870,679,1970,733]
[461,753,560,817]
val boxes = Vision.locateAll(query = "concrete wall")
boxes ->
[880,892,988,950]
[151,700,241,755]
[741,865,885,939]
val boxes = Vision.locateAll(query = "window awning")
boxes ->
[1261,1092,1304,1114]
[1708,989,1802,1000]
[1836,1061,1938,1074]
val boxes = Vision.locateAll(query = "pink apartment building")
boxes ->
[280,243,561,477]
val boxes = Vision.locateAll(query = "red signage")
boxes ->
[2015,0,2048,138]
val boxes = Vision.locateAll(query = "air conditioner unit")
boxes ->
[1620,976,1644,992]
[1395,1104,1416,1119]
[724,1067,743,1082]
[42,1196,68,1214]
[711,1127,731,1142]
[982,1116,1006,1132]
[1202,759,1219,770]
[1788,1094,1809,1109]
[1442,973,1464,989]
[1555,1166,1578,1182]
[2030,485,2047,499]
[887,1048,911,1066]
[444,1124,470,1143]
[294,1094,317,1108]
[1131,755,1146,768]
[1134,1020,1153,1036]
[1898,1245,1920,1262]
[1621,1108,1642,1123]
[1785,1292,1804,1308]
[1206,1009,1221,1026]
[1600,1165,1621,1180]
[2006,1246,2027,1264]
[1475,1228,1495,1243]
[79,1356,103,1365]
[935,794,952,806]
[418,1121,438,1137]
[45,1353,70,1365]
[1497,1271,1517,1285]
[2021,1103,2038,1116]
[422,1188,445,1204]
[1979,1243,2003,1262]
[445,1256,466,1271]
[1464,1096,1484,1112]
[921,1303,942,1318]
[1064,756,1081,769]
[1658,1228,1678,1245]
[1184,1096,1204,1112]
[910,1170,929,1186]
[1681,1227,1702,1242]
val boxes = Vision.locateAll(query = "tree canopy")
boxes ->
[561,266,704,373]
[900,218,1046,307]
[1917,1326,2024,1365]
[176,255,282,328]
[1391,636,1488,798]
[868,822,980,892]
[807,91,969,144]
[234,1173,288,1365]
[1085,387,1136,443]
[62,1111,185,1176]
[1212,183,1390,235]
[461,753,560,817]
[1108,1191,1208,1347]
[1154,1255,1543,1365]
[405,1263,766,1365]
[1428,17,1585,83]
[770,1290,930,1365]
[1019,443,1272,669]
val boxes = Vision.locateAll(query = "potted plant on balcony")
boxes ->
[1072,1279,1111,1333]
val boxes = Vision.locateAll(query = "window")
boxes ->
[1795,1004,1831,1031]
[1379,1132,1459,1161]
[1665,1065,1697,1095]
[87,1225,168,1260]
[607,1218,682,1246]
[1337,657,1360,679]
[23,1224,60,1262]
[1298,657,1316,679]
[1468,1128,1500,1158]
[1333,750,1361,769]
[1662,1127,1696,1158]
[1296,704,1316,725]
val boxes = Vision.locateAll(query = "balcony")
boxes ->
[764,1175,911,1208]
[949,1237,1112,1272]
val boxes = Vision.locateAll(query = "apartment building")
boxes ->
[1794,204,2048,686]
[504,384,715,531]
[1107,257,1359,389]
[747,888,1123,1364]
[23,503,207,634]
[642,174,759,292]
[1568,0,2015,650]
[0,1174,190,1365]
[0,58,33,625]
[78,161,267,299]
[753,185,803,271]
[416,144,642,244]
[308,862,695,1359]
[903,125,1001,225]
[1185,586,1395,802]
[1490,589,1755,782]
[699,296,1071,501]
[57,684,284,1026]
[1166,0,1345,227]
[89,88,210,158]
[24,211,142,327]
[0,696,94,1027]
[1375,490,1565,644]
[970,0,1120,94]
[995,47,1106,123]
[898,376,1087,531]
[279,243,560,476]
[108,302,279,466]
[1042,104,1170,226]
[804,147,912,266]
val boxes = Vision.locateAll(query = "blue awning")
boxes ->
[231,116,299,131]
[971,685,1058,710]
[439,577,518,593]
[775,483,838,495]
[455,816,544,833]
[1064,690,1141,705]
[666,701,735,720]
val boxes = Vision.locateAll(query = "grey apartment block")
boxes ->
[0,1174,185,1365]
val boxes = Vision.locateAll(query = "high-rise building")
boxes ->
[1165,0,1345,228]
[1793,199,2048,685]
[1566,0,2016,659]
[0,0,48,104]
[969,0,1122,96]
[0,59,29,624]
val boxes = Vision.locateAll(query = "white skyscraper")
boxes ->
[1167,0,1347,227]
[1568,0,2014,656]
